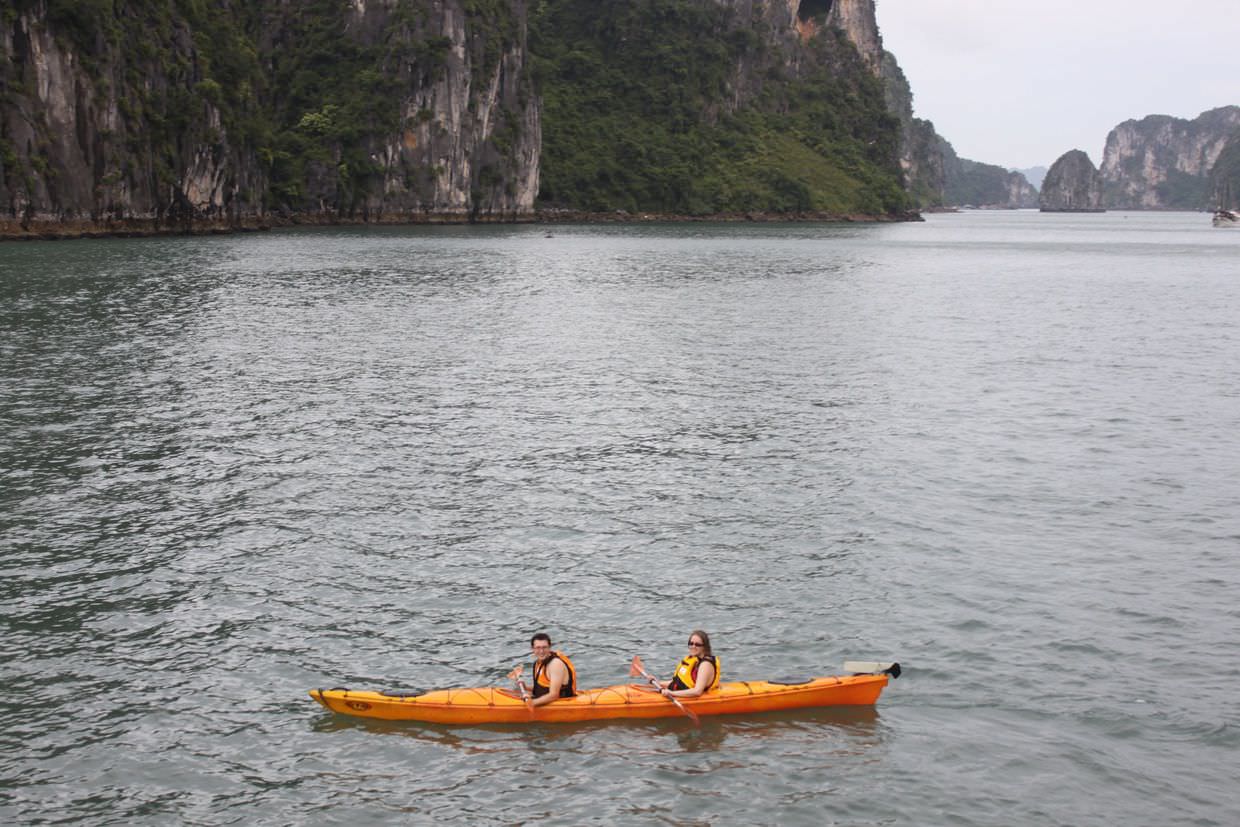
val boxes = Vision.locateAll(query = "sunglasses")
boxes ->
[687,640,704,647]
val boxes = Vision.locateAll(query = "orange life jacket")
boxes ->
[532,651,577,698]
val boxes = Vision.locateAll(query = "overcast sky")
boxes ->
[875,0,1240,171]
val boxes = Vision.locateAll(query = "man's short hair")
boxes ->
[530,632,552,646]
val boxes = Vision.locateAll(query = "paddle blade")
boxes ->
[629,655,646,678]
[664,693,700,726]
[507,665,534,708]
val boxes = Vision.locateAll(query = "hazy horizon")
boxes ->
[876,0,1240,171]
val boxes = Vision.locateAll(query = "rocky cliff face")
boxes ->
[700,0,914,206]
[874,42,1034,209]
[852,0,1028,210]
[1209,133,1240,210]
[1005,171,1039,209]
[1040,150,1104,212]
[531,0,909,216]
[879,50,942,204]
[0,4,266,235]
[936,137,1038,209]
[711,0,885,87]
[875,89,1034,210]
[1099,106,1240,209]
[270,0,540,222]
[3,0,921,236]
[0,0,537,237]
[821,0,883,71]
[725,1,882,68]
[821,2,943,200]
[1016,166,1048,191]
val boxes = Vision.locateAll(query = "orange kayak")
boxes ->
[309,671,895,725]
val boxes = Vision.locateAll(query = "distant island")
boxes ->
[1039,150,1104,212]
[1040,107,1240,212]
[1015,166,1048,191]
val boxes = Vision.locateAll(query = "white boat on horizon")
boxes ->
[1213,209,1239,228]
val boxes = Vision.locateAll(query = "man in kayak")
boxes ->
[529,632,577,707]
[657,629,720,698]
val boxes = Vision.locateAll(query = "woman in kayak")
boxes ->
[658,630,721,698]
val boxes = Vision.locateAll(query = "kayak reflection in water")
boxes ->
[657,630,721,699]
[529,632,578,707]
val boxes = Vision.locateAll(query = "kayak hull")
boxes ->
[309,674,889,725]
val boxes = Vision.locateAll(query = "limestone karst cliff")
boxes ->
[1099,106,1240,209]
[529,0,910,215]
[1209,133,1240,210]
[826,3,951,208]
[1,2,267,234]
[879,50,941,205]
[940,139,1038,209]
[1040,150,1104,212]
[1002,169,1039,209]
[877,50,1035,209]
[2,0,925,237]
[844,15,1005,210]
[1,0,538,236]
[1016,166,1048,191]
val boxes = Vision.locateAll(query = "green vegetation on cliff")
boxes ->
[263,0,524,212]
[1209,133,1240,209]
[262,0,402,210]
[530,0,908,215]
[3,0,271,216]
[945,159,1009,207]
[3,0,540,221]
[5,0,911,225]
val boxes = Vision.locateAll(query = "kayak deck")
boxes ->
[309,674,890,724]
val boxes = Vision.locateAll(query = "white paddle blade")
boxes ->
[844,660,897,675]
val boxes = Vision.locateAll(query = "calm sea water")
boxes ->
[2,211,1238,825]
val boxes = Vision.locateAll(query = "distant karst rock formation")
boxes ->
[1209,132,1240,210]
[1040,150,1104,212]
[947,152,1038,209]
[879,56,1035,209]
[1004,170,1040,209]
[1016,166,1048,191]
[1100,106,1240,209]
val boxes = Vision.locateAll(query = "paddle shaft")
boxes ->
[636,666,699,724]
[507,666,534,711]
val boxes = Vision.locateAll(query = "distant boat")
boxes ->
[1213,209,1239,228]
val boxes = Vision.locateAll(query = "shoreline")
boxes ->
[1,208,924,242]
[534,208,924,224]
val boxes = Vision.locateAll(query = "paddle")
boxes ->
[843,661,902,679]
[507,665,534,711]
[629,655,699,725]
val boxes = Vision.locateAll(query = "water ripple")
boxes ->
[3,214,1240,824]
